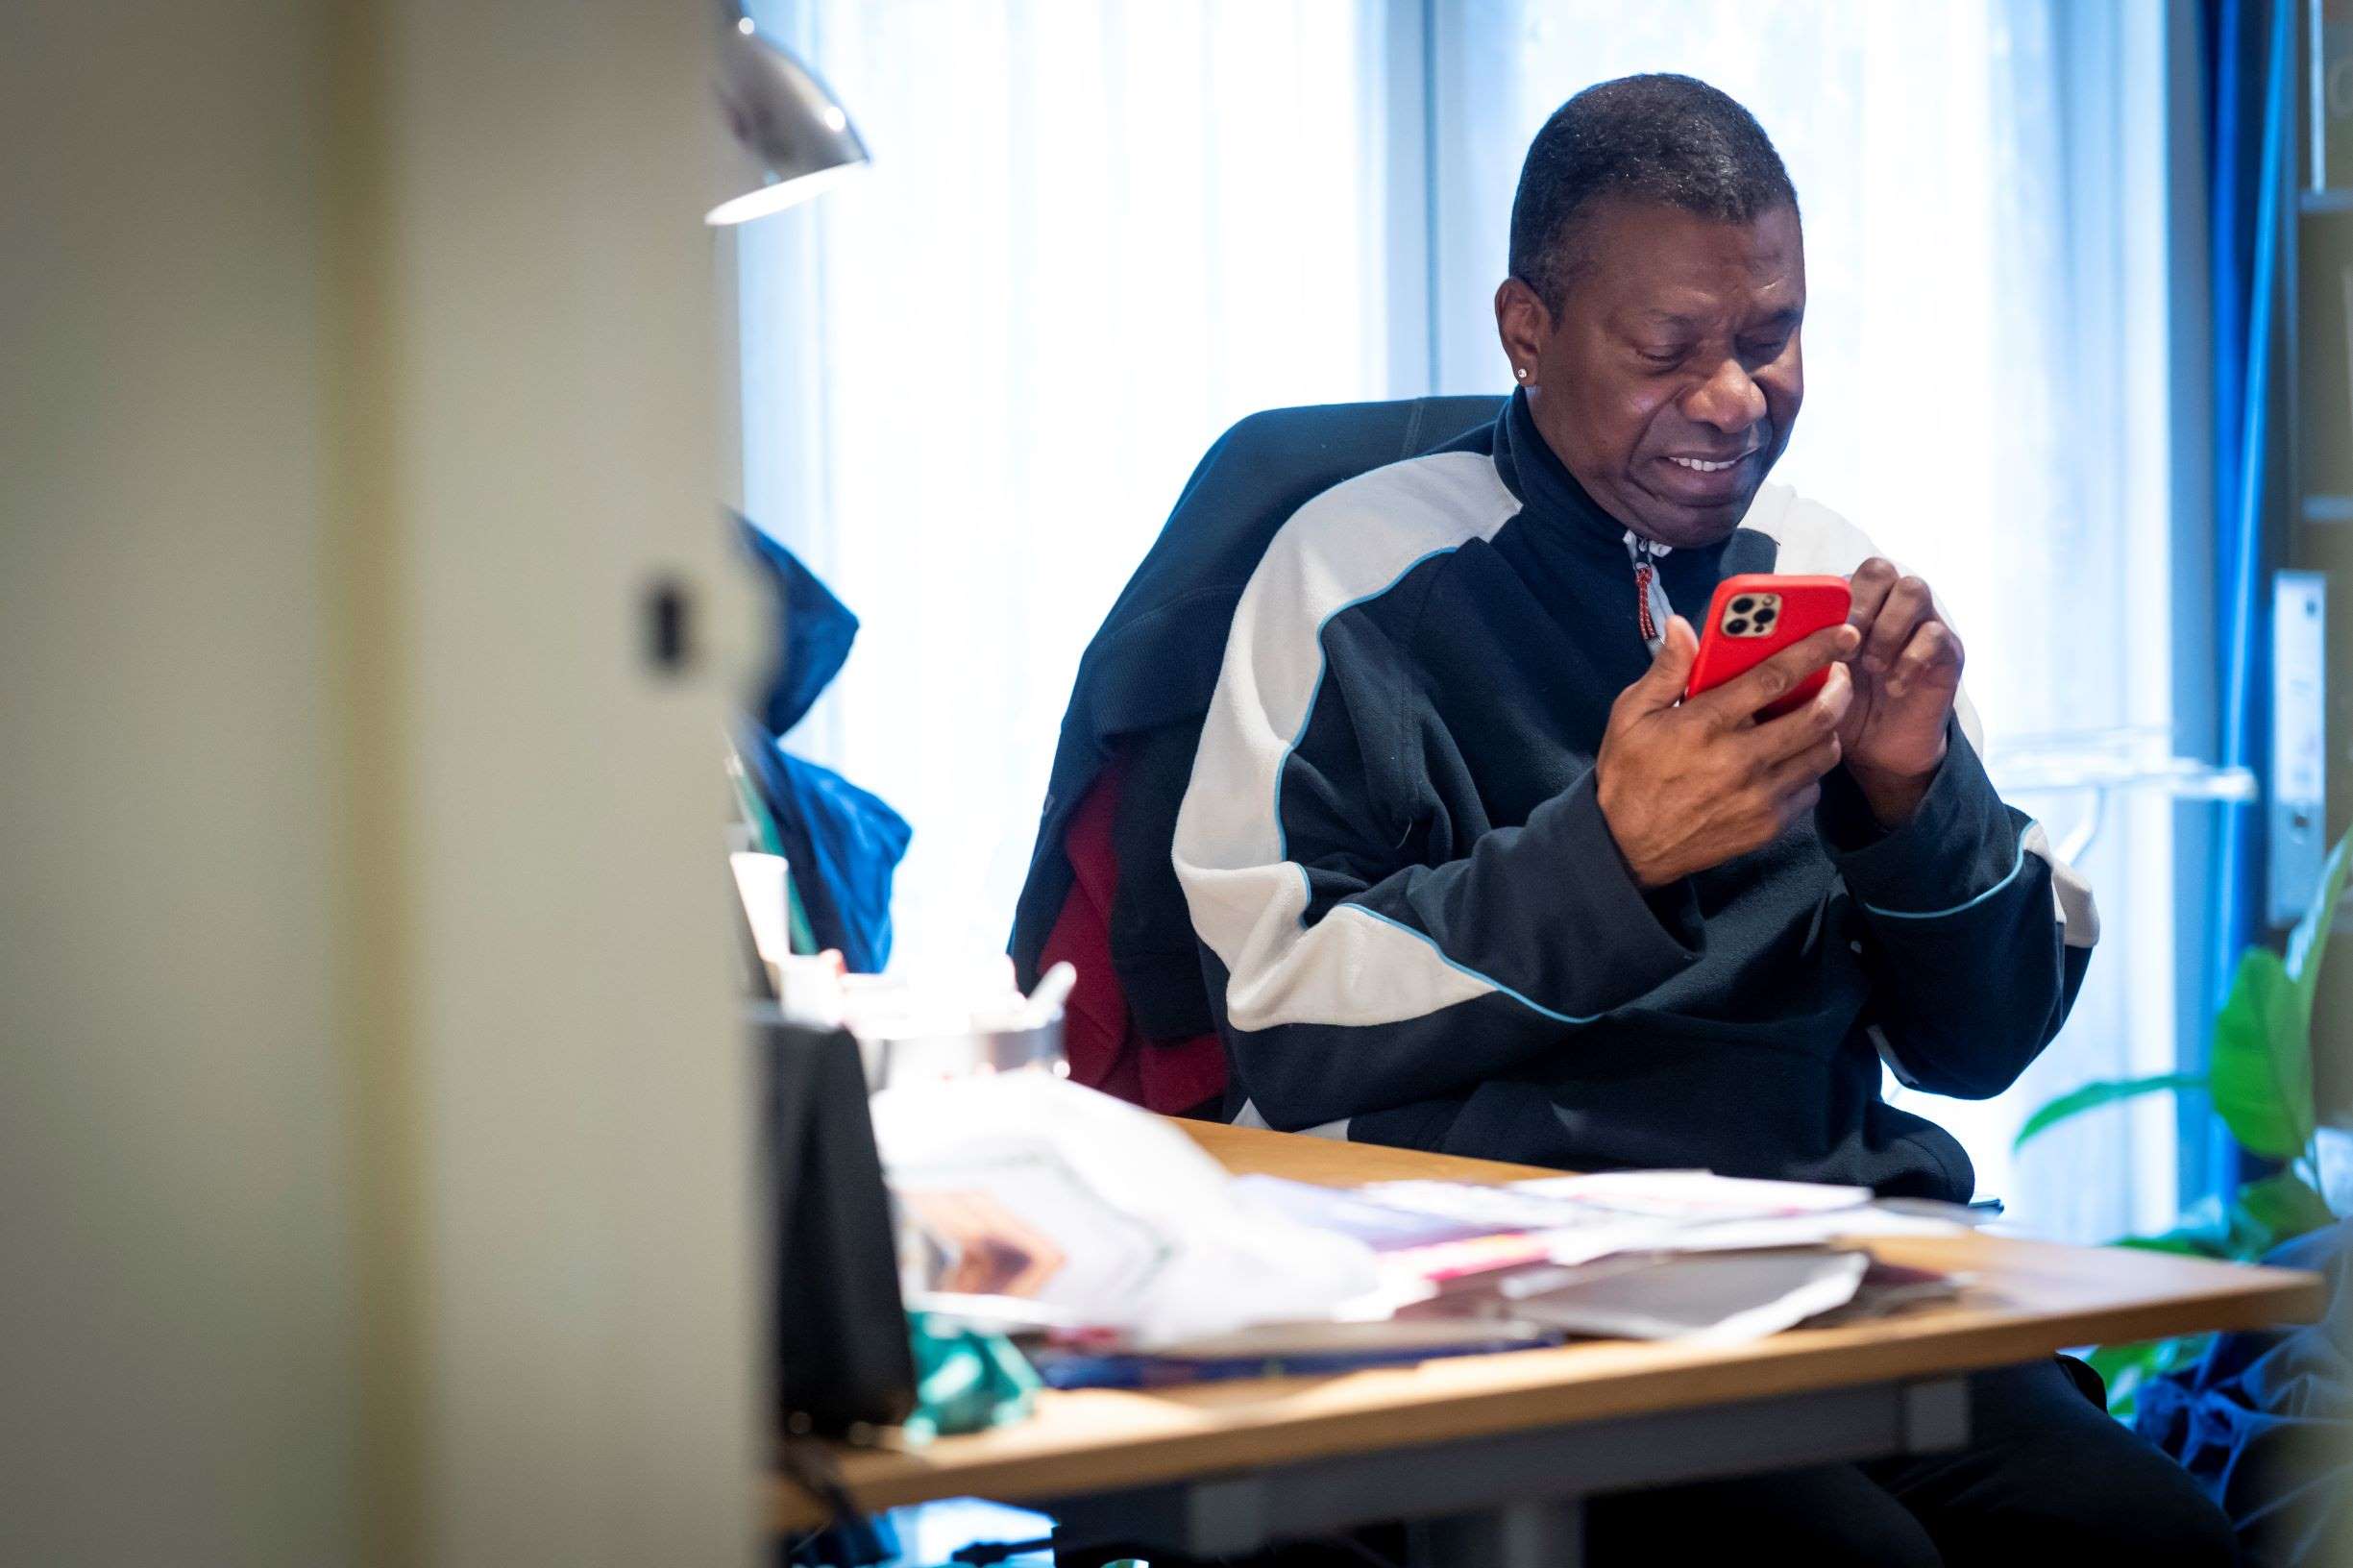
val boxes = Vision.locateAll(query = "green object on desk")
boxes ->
[899,1313,1041,1447]
[785,872,821,958]
[726,742,784,856]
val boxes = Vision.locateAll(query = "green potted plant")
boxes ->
[2013,827,2351,1415]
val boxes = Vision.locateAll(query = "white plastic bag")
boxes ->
[869,1074,1379,1347]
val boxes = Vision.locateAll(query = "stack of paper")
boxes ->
[1026,1318,1559,1389]
[876,1076,1975,1387]
[1225,1170,1969,1350]
[1375,1170,1964,1255]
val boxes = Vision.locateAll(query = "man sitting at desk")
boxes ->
[1171,74,2230,1564]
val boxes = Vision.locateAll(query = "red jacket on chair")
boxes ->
[1035,756,1225,1115]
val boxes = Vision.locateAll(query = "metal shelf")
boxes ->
[1984,726,2257,861]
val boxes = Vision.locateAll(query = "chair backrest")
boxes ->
[1011,395,1507,1109]
[1059,396,1507,746]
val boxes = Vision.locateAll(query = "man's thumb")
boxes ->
[1636,615,1699,707]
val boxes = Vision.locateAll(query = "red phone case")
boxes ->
[1683,574,1852,720]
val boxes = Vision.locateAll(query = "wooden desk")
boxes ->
[781,1121,2322,1565]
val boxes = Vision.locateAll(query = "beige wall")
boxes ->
[3,2,764,1563]
[363,2,764,1562]
[1,4,355,1561]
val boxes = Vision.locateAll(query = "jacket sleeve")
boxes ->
[1757,499,2098,1099]
[1819,719,2098,1099]
[1172,537,1703,1131]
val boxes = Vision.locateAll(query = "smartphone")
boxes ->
[1683,573,1853,721]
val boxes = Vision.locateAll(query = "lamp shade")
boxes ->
[706,14,869,226]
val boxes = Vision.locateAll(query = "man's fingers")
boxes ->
[1690,623,1859,726]
[1884,618,1964,698]
[1847,557,1900,641]
[1763,732,1844,795]
[1746,660,1852,760]
[1861,575,1934,674]
[1651,615,1699,696]
[1623,615,1700,715]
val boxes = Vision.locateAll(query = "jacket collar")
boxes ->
[1491,388,1635,555]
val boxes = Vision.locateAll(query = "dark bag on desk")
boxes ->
[760,1016,918,1434]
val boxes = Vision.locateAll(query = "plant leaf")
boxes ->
[2148,1331,2215,1382]
[2284,827,2353,1015]
[2013,1073,2208,1152]
[2087,1334,2213,1419]
[2086,1339,2168,1419]
[2210,947,2315,1158]
[2113,1204,2233,1261]
[2117,1230,2229,1261]
[2231,1170,2336,1256]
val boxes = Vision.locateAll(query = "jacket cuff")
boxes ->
[1547,771,1706,967]
[1821,723,2022,919]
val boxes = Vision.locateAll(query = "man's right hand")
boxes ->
[1595,616,1860,889]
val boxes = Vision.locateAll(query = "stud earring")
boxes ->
[1515,366,1530,381]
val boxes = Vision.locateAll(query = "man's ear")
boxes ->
[1494,277,1553,384]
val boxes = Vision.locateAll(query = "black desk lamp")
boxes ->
[707,5,871,227]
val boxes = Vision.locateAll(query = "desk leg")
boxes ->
[1412,1500,1582,1568]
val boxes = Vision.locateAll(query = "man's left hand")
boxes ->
[1836,558,1962,827]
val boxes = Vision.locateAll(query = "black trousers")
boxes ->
[1057,1360,2238,1567]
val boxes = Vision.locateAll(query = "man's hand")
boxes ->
[1838,559,1963,828]
[1597,617,1859,889]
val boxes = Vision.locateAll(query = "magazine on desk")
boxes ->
[1216,1173,1961,1351]
[873,1075,1967,1383]
[1233,1170,1959,1284]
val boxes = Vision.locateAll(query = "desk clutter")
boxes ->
[870,1071,1978,1392]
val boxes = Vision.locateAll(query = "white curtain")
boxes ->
[740,0,1392,967]
[742,0,2181,1240]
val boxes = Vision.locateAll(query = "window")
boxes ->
[741,0,2190,1240]
[740,0,1393,965]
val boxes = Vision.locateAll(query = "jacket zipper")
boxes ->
[1626,531,1671,651]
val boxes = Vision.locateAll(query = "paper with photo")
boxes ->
[870,1074,1380,1347]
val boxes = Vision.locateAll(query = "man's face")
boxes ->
[1499,197,1805,549]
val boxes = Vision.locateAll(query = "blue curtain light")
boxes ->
[2209,0,2293,1026]
[2203,0,2294,1207]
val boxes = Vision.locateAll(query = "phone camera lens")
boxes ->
[1726,617,1751,636]
[1753,605,1777,624]
[1730,597,1755,615]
